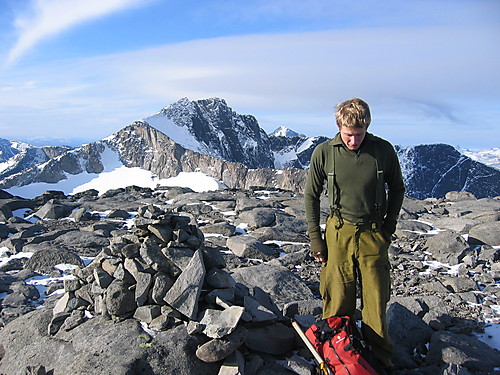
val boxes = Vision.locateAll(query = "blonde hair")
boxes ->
[335,98,371,129]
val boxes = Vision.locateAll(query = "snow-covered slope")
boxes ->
[461,148,500,170]
[269,130,328,169]
[270,126,305,138]
[5,141,226,198]
[0,138,70,180]
[396,144,500,199]
[0,139,31,166]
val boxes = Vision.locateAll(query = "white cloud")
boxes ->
[6,0,148,66]
[1,22,499,148]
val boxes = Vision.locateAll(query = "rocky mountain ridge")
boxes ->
[0,138,70,180]
[1,97,499,199]
[0,186,498,374]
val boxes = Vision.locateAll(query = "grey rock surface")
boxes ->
[0,187,499,375]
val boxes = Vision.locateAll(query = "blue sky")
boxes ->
[0,0,499,149]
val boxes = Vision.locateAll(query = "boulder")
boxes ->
[164,248,206,320]
[24,247,84,274]
[237,208,276,229]
[196,326,247,363]
[231,264,315,309]
[226,236,275,260]
[245,323,295,355]
[424,230,470,265]
[33,201,74,220]
[468,221,500,246]
[427,331,500,373]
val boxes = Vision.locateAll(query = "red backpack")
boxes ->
[304,316,383,375]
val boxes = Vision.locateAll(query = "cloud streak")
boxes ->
[6,0,147,66]
[1,6,499,148]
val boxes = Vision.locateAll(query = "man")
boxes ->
[304,98,405,370]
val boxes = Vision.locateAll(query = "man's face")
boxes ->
[338,125,367,151]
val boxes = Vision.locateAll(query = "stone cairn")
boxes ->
[48,203,298,368]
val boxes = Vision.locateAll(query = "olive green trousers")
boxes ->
[321,216,393,368]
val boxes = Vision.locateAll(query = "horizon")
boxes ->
[0,1,499,149]
[3,107,500,152]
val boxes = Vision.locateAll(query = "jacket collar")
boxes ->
[328,131,375,148]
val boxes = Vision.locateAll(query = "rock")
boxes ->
[69,207,94,221]
[105,279,136,317]
[244,296,277,323]
[148,324,221,374]
[218,350,245,375]
[387,302,434,368]
[430,217,476,233]
[164,248,206,320]
[0,309,153,375]
[427,331,500,373]
[196,326,247,363]
[238,208,276,229]
[231,264,315,309]
[226,236,275,260]
[440,363,472,375]
[282,299,323,319]
[445,191,476,201]
[245,323,295,355]
[147,224,173,243]
[151,272,175,305]
[424,230,470,265]
[32,201,75,219]
[441,276,479,293]
[248,226,308,243]
[276,354,314,375]
[205,267,236,289]
[106,209,130,218]
[468,221,500,246]
[139,236,176,273]
[134,305,161,323]
[24,247,84,274]
[52,230,110,257]
[134,271,153,306]
[1,279,40,307]
[200,306,244,339]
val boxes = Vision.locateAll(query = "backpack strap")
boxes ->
[371,145,385,230]
[327,144,343,229]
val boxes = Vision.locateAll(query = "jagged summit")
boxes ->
[1,97,500,199]
[270,126,305,138]
[145,97,274,169]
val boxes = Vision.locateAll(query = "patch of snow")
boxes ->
[270,126,304,138]
[7,161,227,199]
[273,149,297,169]
[235,223,248,235]
[419,260,462,276]
[296,137,317,154]
[0,158,18,174]
[461,147,500,170]
[145,114,202,152]
[475,324,500,350]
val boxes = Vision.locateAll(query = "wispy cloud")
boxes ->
[6,0,147,66]
[1,23,499,147]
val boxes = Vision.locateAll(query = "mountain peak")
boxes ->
[270,126,305,138]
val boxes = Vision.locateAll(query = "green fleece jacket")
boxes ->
[304,132,405,237]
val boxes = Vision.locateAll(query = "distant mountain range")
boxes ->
[1,97,499,199]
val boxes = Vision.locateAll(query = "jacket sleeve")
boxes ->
[304,144,327,237]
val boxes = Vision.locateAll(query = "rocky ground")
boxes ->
[0,186,499,375]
